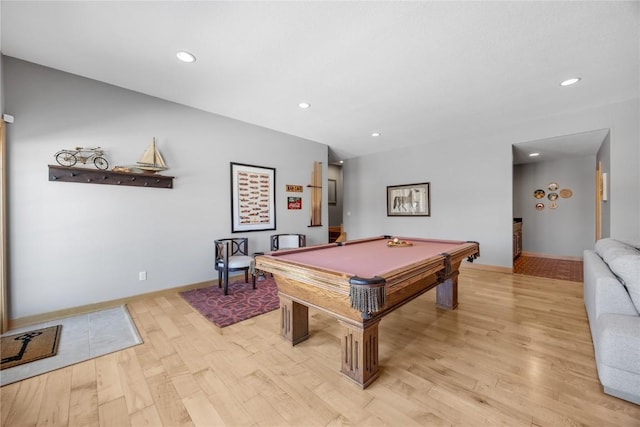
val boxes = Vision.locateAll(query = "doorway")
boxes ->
[512,129,609,278]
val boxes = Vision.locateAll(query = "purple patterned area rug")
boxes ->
[180,276,280,328]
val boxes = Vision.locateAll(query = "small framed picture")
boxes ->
[387,182,430,217]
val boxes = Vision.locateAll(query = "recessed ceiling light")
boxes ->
[176,51,196,63]
[371,132,381,137]
[560,77,581,86]
[339,160,344,164]
[298,102,311,109]
[529,152,540,157]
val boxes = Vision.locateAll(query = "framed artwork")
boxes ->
[287,196,302,210]
[387,182,430,216]
[328,179,337,205]
[230,162,276,232]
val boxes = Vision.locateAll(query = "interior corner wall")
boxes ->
[597,133,612,238]
[4,57,328,319]
[513,155,596,257]
[342,98,639,269]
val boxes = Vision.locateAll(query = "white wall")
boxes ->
[5,57,328,319]
[513,155,596,257]
[343,98,639,268]
[344,135,511,266]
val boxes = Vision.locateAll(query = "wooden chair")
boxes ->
[270,234,306,251]
[214,238,255,295]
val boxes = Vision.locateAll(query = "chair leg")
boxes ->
[252,273,256,289]
[218,270,222,288]
[244,270,249,283]
[224,269,229,295]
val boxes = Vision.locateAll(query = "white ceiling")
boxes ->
[1,1,638,162]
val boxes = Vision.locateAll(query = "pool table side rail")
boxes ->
[255,255,354,295]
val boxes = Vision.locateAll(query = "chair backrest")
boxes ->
[270,234,306,251]
[215,238,249,262]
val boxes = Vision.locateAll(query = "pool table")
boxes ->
[254,236,480,388]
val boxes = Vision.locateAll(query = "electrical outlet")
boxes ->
[139,271,147,281]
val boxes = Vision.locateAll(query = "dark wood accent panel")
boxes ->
[48,165,173,189]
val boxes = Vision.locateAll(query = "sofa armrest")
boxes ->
[595,313,640,371]
[583,250,639,322]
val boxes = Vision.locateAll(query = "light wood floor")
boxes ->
[2,269,639,426]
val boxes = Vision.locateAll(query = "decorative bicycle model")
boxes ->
[54,147,109,170]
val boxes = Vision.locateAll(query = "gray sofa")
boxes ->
[583,238,640,405]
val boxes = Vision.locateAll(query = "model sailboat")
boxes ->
[136,138,168,173]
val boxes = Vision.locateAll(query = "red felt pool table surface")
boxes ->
[269,236,469,279]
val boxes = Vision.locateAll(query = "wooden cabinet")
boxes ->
[513,222,523,259]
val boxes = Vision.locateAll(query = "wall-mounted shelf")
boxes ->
[48,165,174,189]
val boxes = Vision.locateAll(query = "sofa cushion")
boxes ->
[595,238,628,257]
[608,253,640,312]
[595,238,640,265]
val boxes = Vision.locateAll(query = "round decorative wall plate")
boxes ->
[548,192,558,201]
[535,202,545,211]
[560,188,573,198]
[549,201,558,209]
[548,182,559,191]
[534,189,545,199]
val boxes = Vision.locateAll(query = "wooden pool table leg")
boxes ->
[338,319,381,388]
[436,270,460,310]
[279,295,309,345]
